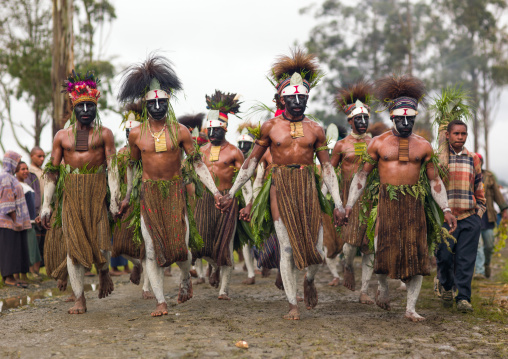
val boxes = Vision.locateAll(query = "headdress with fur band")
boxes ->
[118,54,183,146]
[335,79,374,119]
[375,74,426,119]
[178,113,208,145]
[268,48,323,102]
[205,90,241,131]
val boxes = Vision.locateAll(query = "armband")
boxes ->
[315,146,329,152]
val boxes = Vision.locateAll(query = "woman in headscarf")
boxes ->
[0,151,31,288]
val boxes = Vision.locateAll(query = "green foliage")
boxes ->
[250,172,273,249]
[430,85,474,128]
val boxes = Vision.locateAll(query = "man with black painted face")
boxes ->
[220,50,345,320]
[193,90,252,300]
[237,134,254,156]
[326,80,375,303]
[40,70,120,315]
[345,75,457,322]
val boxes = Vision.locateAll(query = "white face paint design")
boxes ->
[404,116,408,126]
[84,103,87,112]
[155,98,159,109]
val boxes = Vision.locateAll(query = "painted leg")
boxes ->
[194,259,206,285]
[342,243,356,291]
[125,256,142,285]
[98,250,114,299]
[219,231,235,300]
[275,220,299,320]
[66,255,87,314]
[176,215,193,304]
[373,235,390,310]
[141,259,155,299]
[325,248,342,286]
[141,216,167,316]
[242,244,255,285]
[359,253,374,304]
[405,275,425,322]
[304,225,323,310]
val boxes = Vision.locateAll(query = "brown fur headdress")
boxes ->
[335,79,374,117]
[375,74,426,115]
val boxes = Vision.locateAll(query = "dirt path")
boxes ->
[0,257,506,359]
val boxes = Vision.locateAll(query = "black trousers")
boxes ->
[436,214,481,303]
[0,228,30,278]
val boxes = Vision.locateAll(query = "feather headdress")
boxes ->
[375,74,426,117]
[335,79,374,118]
[204,90,241,131]
[236,120,256,135]
[63,70,101,106]
[118,54,182,103]
[268,48,323,97]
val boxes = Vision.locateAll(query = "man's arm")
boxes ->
[103,128,120,215]
[315,126,345,226]
[491,174,508,220]
[425,146,457,233]
[473,155,487,218]
[41,132,64,229]
[344,139,378,222]
[180,125,220,199]
[219,122,271,211]
[235,148,253,205]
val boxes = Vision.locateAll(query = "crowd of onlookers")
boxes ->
[0,148,47,288]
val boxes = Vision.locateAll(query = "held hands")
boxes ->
[444,212,457,234]
[239,203,252,222]
[116,198,130,219]
[333,206,346,227]
[214,192,225,211]
[40,207,52,230]
[217,193,234,213]
[343,205,353,226]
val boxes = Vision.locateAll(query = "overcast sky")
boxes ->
[3,0,508,180]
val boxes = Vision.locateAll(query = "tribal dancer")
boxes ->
[237,131,258,284]
[220,49,345,320]
[178,113,207,284]
[328,80,375,303]
[113,102,154,299]
[41,70,120,314]
[345,74,457,321]
[193,90,253,299]
[117,55,221,316]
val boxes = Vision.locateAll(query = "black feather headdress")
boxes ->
[375,74,426,114]
[178,113,205,131]
[205,90,241,116]
[118,54,182,103]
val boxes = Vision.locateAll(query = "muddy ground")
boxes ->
[0,253,507,359]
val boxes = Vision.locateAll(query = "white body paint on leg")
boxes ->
[406,275,423,317]
[141,215,165,304]
[195,259,204,279]
[218,222,236,297]
[374,235,389,298]
[242,244,255,279]
[275,219,298,305]
[175,215,192,290]
[66,255,85,298]
[306,225,324,281]
[343,243,356,269]
[141,259,151,292]
[361,253,374,294]
[324,247,341,280]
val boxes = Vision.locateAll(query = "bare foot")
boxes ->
[218,294,231,300]
[189,269,198,278]
[151,302,168,317]
[68,295,87,314]
[195,278,206,285]
[261,267,271,278]
[177,277,193,304]
[405,310,426,322]
[254,269,262,275]
[98,269,114,299]
[275,271,284,290]
[242,276,255,285]
[343,264,355,291]
[375,289,391,311]
[283,304,300,320]
[359,292,374,305]
[64,293,76,302]
[142,290,155,300]
[57,279,67,292]
[130,264,142,285]
[297,296,304,303]
[328,277,341,286]
[209,267,220,288]
[303,275,318,310]
[164,267,172,277]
